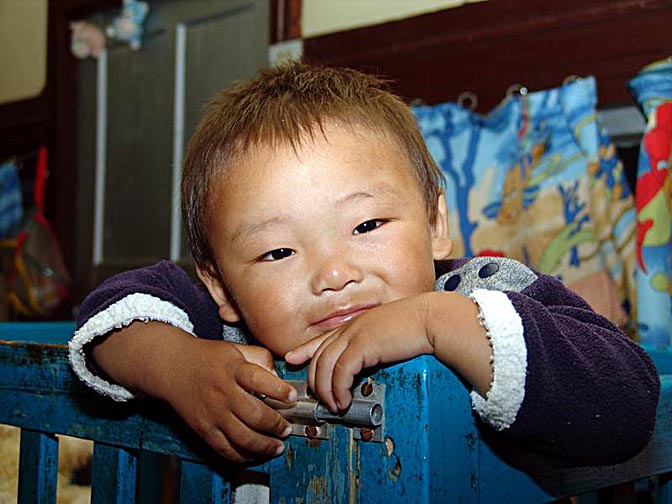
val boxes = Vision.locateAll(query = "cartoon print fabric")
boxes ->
[0,160,23,239]
[628,58,672,346]
[413,77,637,333]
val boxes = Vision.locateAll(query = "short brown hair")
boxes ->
[182,61,444,269]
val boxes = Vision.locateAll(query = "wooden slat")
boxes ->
[270,0,302,43]
[17,429,58,504]
[91,443,138,504]
[3,339,672,502]
[0,321,76,344]
[179,460,232,504]
[0,342,211,462]
[654,473,672,503]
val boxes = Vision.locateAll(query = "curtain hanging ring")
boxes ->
[505,84,528,99]
[410,98,428,106]
[457,91,478,111]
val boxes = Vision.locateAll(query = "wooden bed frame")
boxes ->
[1,322,671,503]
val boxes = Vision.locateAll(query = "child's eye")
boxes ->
[353,219,384,235]
[259,248,295,261]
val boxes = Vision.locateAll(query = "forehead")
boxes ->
[213,122,421,207]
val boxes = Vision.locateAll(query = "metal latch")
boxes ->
[264,380,385,443]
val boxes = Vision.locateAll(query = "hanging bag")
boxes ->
[7,146,71,318]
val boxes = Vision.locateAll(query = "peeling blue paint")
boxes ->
[2,327,671,503]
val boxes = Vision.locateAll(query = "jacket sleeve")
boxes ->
[470,273,660,465]
[68,260,226,401]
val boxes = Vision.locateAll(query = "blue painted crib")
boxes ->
[1,322,671,503]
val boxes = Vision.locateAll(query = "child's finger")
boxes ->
[218,409,288,457]
[285,333,332,364]
[305,333,338,402]
[200,425,254,463]
[236,362,298,404]
[231,392,293,439]
[234,343,277,375]
[330,344,367,411]
[311,337,350,412]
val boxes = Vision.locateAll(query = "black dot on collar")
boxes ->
[478,262,499,279]
[443,275,461,291]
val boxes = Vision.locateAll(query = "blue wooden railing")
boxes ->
[1,322,671,503]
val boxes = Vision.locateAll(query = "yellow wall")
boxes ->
[302,0,486,37]
[0,0,47,105]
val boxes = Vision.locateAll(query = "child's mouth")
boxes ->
[312,305,376,330]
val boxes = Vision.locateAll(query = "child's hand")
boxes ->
[92,321,298,463]
[157,339,297,463]
[285,292,493,414]
[285,295,434,413]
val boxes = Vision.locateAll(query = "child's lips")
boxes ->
[312,305,376,330]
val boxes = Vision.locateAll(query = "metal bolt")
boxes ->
[360,381,373,397]
[360,428,373,442]
[304,425,318,438]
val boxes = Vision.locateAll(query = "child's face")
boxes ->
[199,123,452,356]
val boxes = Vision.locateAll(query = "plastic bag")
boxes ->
[5,147,71,318]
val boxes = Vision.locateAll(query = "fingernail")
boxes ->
[335,399,343,410]
[275,443,285,455]
[281,425,292,437]
[287,389,297,403]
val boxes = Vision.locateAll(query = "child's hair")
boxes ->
[182,61,444,269]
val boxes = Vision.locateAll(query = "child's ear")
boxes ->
[431,190,453,259]
[196,263,242,323]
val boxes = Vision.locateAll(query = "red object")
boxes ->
[635,103,671,272]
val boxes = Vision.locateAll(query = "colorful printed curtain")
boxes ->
[413,77,637,332]
[0,159,23,240]
[628,58,672,346]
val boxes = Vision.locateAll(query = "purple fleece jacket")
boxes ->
[69,256,660,466]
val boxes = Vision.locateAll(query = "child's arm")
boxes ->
[69,261,297,462]
[91,320,295,461]
[288,259,660,465]
[286,292,492,405]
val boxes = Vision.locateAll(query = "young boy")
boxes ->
[70,62,659,467]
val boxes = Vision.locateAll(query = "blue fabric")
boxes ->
[0,160,23,239]
[413,77,636,329]
[628,58,672,346]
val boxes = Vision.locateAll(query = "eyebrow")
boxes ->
[229,216,290,249]
[336,184,403,207]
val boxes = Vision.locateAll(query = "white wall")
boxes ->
[302,0,486,38]
[0,0,48,105]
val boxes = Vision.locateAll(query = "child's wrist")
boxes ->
[114,321,196,401]
[421,291,467,358]
[422,291,493,395]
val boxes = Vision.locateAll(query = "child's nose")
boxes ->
[310,252,364,294]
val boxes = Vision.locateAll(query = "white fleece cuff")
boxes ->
[69,293,195,402]
[468,289,527,430]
